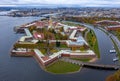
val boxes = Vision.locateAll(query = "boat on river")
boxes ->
[113,57,119,62]
[110,49,116,53]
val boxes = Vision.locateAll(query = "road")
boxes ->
[111,34,120,52]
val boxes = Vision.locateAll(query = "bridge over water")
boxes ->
[61,58,119,70]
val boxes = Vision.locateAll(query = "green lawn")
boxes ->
[93,38,100,58]
[70,58,91,62]
[50,49,59,53]
[60,44,68,48]
[45,60,80,74]
[37,42,47,48]
[39,49,46,54]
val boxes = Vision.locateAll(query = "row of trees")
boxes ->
[87,29,96,47]
[106,70,120,81]
[48,28,68,40]
[115,30,120,41]
[14,43,38,49]
[29,26,37,33]
[64,16,120,24]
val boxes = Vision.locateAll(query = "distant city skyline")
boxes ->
[0,0,120,7]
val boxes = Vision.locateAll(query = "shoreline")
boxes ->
[45,66,83,75]
[89,57,98,62]
[34,56,83,75]
[44,57,98,74]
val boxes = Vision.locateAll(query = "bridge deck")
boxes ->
[61,58,119,70]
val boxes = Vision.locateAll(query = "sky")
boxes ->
[0,0,120,7]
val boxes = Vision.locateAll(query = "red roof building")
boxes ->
[35,21,46,28]
[95,20,120,25]
[106,25,120,31]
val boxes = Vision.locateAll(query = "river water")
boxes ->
[0,16,116,81]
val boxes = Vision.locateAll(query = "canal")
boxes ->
[82,23,116,64]
[0,16,116,81]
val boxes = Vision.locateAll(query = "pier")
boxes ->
[61,58,119,70]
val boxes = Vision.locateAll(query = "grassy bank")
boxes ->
[86,29,100,58]
[45,60,80,74]
[60,44,68,48]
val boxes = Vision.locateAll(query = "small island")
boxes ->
[11,17,98,74]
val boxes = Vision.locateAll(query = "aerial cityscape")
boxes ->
[0,0,120,81]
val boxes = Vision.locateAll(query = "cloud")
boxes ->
[0,0,120,7]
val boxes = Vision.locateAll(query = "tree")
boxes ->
[44,31,55,55]
[62,35,68,40]
[106,75,116,81]
[29,26,36,33]
[106,70,120,81]
[59,27,64,32]
[80,46,85,51]
[56,40,60,47]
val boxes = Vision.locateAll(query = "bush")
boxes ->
[106,70,120,81]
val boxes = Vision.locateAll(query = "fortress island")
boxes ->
[11,17,97,74]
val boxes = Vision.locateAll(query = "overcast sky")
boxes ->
[0,0,120,7]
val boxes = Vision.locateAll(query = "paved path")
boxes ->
[61,57,83,66]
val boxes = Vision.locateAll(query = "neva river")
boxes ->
[0,16,115,81]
